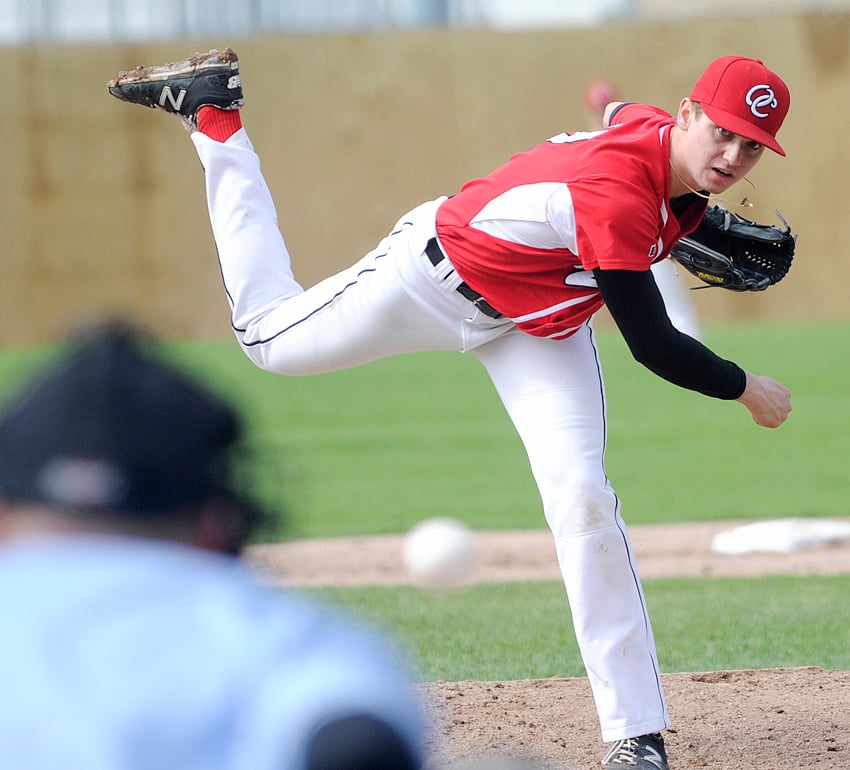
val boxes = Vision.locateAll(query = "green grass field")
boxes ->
[171,319,848,539]
[2,320,848,677]
[3,321,846,538]
[310,575,850,681]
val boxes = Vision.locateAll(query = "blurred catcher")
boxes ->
[0,322,425,770]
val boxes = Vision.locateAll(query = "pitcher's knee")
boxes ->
[238,342,279,373]
[544,485,619,539]
[240,341,343,377]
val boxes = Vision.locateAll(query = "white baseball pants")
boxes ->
[191,129,670,742]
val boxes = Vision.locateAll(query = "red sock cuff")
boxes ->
[197,107,243,142]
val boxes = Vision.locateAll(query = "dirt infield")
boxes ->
[246,520,850,769]
[421,667,849,769]
[247,520,850,588]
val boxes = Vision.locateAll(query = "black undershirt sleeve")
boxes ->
[593,267,747,400]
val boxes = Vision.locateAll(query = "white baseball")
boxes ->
[403,517,476,591]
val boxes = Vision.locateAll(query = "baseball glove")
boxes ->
[670,205,796,291]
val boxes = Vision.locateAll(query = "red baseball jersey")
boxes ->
[435,104,707,339]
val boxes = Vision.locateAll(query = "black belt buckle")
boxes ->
[425,238,503,319]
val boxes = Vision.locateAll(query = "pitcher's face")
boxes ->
[674,99,764,195]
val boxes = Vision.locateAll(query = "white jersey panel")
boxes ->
[468,182,579,255]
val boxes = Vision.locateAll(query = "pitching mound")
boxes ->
[420,668,848,769]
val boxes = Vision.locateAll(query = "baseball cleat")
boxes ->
[107,48,243,130]
[601,733,669,770]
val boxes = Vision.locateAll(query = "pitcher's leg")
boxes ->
[190,130,470,374]
[191,129,304,326]
[474,324,669,741]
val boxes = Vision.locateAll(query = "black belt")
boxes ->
[425,238,503,319]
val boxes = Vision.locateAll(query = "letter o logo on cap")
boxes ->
[746,85,778,119]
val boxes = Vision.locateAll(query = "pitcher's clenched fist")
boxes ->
[738,372,792,428]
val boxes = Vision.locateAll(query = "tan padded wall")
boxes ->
[2,12,848,344]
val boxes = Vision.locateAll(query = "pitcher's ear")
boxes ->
[676,98,697,130]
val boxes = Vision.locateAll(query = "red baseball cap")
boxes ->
[690,56,790,156]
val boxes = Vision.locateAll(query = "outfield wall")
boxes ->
[3,11,848,345]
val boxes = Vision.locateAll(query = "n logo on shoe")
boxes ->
[159,86,187,111]
[643,745,667,769]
